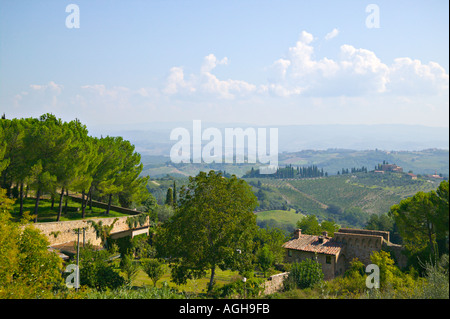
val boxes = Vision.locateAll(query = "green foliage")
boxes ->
[87,218,118,249]
[209,277,264,298]
[78,244,125,291]
[1,115,150,219]
[296,214,339,236]
[344,258,366,277]
[84,283,185,299]
[120,253,140,285]
[141,258,166,287]
[284,258,324,291]
[296,215,321,235]
[253,227,287,267]
[256,245,275,277]
[155,170,258,291]
[419,254,449,299]
[389,181,449,257]
[165,187,173,206]
[155,204,175,223]
[126,213,148,229]
[0,191,63,298]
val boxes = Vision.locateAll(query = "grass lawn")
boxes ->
[10,197,129,223]
[256,208,305,228]
[132,266,242,294]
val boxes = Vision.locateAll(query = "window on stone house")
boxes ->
[326,255,331,264]
[288,250,292,257]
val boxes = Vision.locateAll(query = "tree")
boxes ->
[253,227,287,266]
[366,213,394,232]
[23,114,69,221]
[389,183,449,258]
[53,119,91,221]
[155,170,258,292]
[326,204,343,216]
[172,180,177,207]
[1,189,63,298]
[369,250,403,290]
[115,138,149,209]
[0,189,19,289]
[120,253,140,285]
[142,258,166,287]
[320,219,340,237]
[165,187,173,206]
[0,125,8,177]
[0,118,33,216]
[78,243,125,291]
[156,204,175,223]
[90,136,125,215]
[256,244,275,277]
[435,181,449,255]
[296,215,322,235]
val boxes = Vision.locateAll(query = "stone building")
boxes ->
[381,164,403,173]
[282,228,406,280]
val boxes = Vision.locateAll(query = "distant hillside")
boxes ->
[244,171,444,232]
[92,123,449,156]
[140,148,449,178]
[278,148,449,176]
[146,170,445,232]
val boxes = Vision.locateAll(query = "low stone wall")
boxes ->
[32,215,147,247]
[263,272,289,295]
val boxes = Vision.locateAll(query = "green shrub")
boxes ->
[210,277,264,298]
[78,244,125,291]
[284,258,324,291]
[84,282,185,299]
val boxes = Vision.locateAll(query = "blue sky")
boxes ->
[1,0,448,129]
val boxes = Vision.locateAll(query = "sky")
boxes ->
[0,0,449,130]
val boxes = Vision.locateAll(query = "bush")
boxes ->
[141,258,166,287]
[78,244,125,291]
[284,258,324,291]
[419,254,449,299]
[84,282,185,299]
[210,277,264,298]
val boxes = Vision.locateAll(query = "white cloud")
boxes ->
[30,81,64,94]
[325,28,339,40]
[200,54,228,73]
[163,53,256,99]
[388,57,449,95]
[162,67,192,95]
[159,30,448,100]
[263,31,447,97]
[8,31,448,128]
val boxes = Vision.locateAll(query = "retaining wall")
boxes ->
[32,215,148,247]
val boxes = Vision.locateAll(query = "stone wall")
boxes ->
[285,250,337,280]
[31,215,148,247]
[334,231,384,266]
[263,272,289,295]
[336,228,390,242]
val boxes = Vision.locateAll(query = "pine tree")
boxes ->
[173,180,177,207]
[165,188,173,206]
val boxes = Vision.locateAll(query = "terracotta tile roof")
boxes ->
[282,234,343,255]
